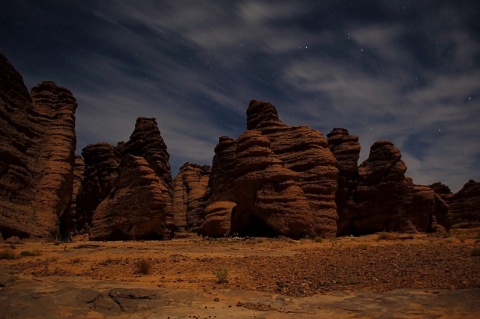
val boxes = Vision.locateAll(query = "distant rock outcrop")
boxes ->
[90,155,172,240]
[408,182,451,232]
[173,163,210,232]
[0,54,77,239]
[429,182,453,199]
[447,180,480,228]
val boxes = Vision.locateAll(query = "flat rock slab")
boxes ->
[0,277,479,319]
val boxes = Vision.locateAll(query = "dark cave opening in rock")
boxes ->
[232,211,280,237]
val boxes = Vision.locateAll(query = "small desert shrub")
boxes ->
[19,249,42,257]
[247,238,264,245]
[103,255,114,265]
[0,249,17,260]
[70,257,82,263]
[135,259,153,275]
[45,256,58,262]
[357,243,369,250]
[376,232,396,241]
[471,247,480,257]
[215,267,229,284]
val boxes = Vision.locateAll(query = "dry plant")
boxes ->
[19,249,42,257]
[376,232,396,241]
[215,267,229,284]
[0,249,17,260]
[471,247,480,257]
[135,259,153,275]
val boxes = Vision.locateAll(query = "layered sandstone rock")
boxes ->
[247,100,339,237]
[408,182,451,232]
[327,128,361,235]
[29,81,78,237]
[429,182,453,199]
[88,117,175,240]
[122,117,174,217]
[232,130,315,238]
[202,136,237,236]
[348,140,415,234]
[76,143,120,232]
[448,180,480,228]
[0,54,77,238]
[173,163,210,232]
[202,201,236,237]
[90,155,173,240]
[203,100,339,238]
[0,54,37,238]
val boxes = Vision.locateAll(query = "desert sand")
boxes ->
[1,229,479,318]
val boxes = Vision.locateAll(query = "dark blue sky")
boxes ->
[1,0,479,191]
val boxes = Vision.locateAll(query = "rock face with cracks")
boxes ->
[327,128,361,236]
[59,155,85,238]
[0,54,77,239]
[76,143,121,233]
[173,163,210,232]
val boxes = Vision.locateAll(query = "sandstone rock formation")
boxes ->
[346,140,416,234]
[202,201,236,237]
[327,128,361,235]
[203,100,339,238]
[232,130,316,238]
[447,180,480,228]
[122,117,174,218]
[88,117,175,240]
[173,163,210,232]
[0,54,77,239]
[202,136,237,236]
[89,155,173,240]
[76,143,121,233]
[407,182,451,233]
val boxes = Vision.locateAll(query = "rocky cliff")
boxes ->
[0,54,77,239]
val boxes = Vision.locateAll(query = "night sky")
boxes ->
[1,1,479,192]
